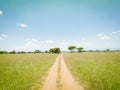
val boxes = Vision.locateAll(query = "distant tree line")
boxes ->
[67,45,120,53]
[0,51,8,54]
[0,47,120,54]
[34,50,41,54]
[0,48,61,54]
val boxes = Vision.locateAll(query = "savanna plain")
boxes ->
[0,52,120,90]
[0,54,57,90]
[63,52,120,90]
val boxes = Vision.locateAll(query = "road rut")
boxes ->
[41,54,83,90]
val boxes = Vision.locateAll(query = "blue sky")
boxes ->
[0,0,120,51]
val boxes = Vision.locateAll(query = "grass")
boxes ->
[63,52,120,90]
[0,53,57,90]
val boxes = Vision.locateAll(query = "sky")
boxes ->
[0,0,120,51]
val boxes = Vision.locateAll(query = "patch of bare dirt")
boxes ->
[60,54,83,90]
[41,55,60,90]
[41,54,84,90]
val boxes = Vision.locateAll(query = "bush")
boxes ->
[0,51,8,54]
[49,48,61,53]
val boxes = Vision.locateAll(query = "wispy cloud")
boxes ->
[112,30,120,34]
[31,38,38,42]
[18,39,68,51]
[97,33,111,40]
[25,40,38,49]
[73,40,77,43]
[45,40,54,43]
[19,39,54,51]
[112,32,117,34]
[0,10,3,16]
[97,33,103,37]
[80,42,88,46]
[18,23,28,28]
[1,34,7,38]
[100,35,111,40]
[59,41,68,45]
[23,38,40,50]
[0,37,3,40]
[0,34,7,41]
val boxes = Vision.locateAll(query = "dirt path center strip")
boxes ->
[41,54,83,90]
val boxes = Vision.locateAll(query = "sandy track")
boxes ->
[60,54,83,90]
[41,54,83,90]
[41,55,60,90]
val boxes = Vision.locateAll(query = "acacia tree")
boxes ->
[68,46,76,53]
[77,47,84,52]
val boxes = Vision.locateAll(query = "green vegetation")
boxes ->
[9,50,16,54]
[77,47,84,52]
[34,50,41,53]
[0,51,8,54]
[68,46,76,53]
[49,48,61,53]
[63,52,120,90]
[0,54,57,90]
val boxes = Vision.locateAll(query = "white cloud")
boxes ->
[81,42,88,46]
[1,34,7,38]
[0,37,3,40]
[45,40,54,43]
[0,34,7,41]
[100,35,111,40]
[18,23,28,28]
[16,39,89,51]
[23,38,41,50]
[112,32,117,34]
[0,10,3,16]
[31,38,38,42]
[73,40,77,43]
[97,33,111,40]
[112,31,120,34]
[74,41,89,48]
[81,37,85,41]
[18,39,55,51]
[25,41,38,49]
[97,33,103,36]
[59,41,68,45]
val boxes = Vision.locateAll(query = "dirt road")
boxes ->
[41,54,83,90]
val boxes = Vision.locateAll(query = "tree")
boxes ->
[0,51,8,54]
[45,50,48,53]
[106,49,110,52]
[49,48,61,53]
[34,50,41,54]
[18,51,26,54]
[68,46,76,53]
[77,47,84,52]
[9,50,16,54]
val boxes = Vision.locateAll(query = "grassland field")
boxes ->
[63,52,120,90]
[0,53,57,90]
[0,52,120,90]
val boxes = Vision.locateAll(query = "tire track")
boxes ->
[41,54,83,90]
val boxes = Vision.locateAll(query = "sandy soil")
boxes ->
[60,54,83,90]
[41,54,83,90]
[41,55,60,90]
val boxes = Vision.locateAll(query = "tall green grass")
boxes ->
[0,54,57,90]
[63,52,120,90]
